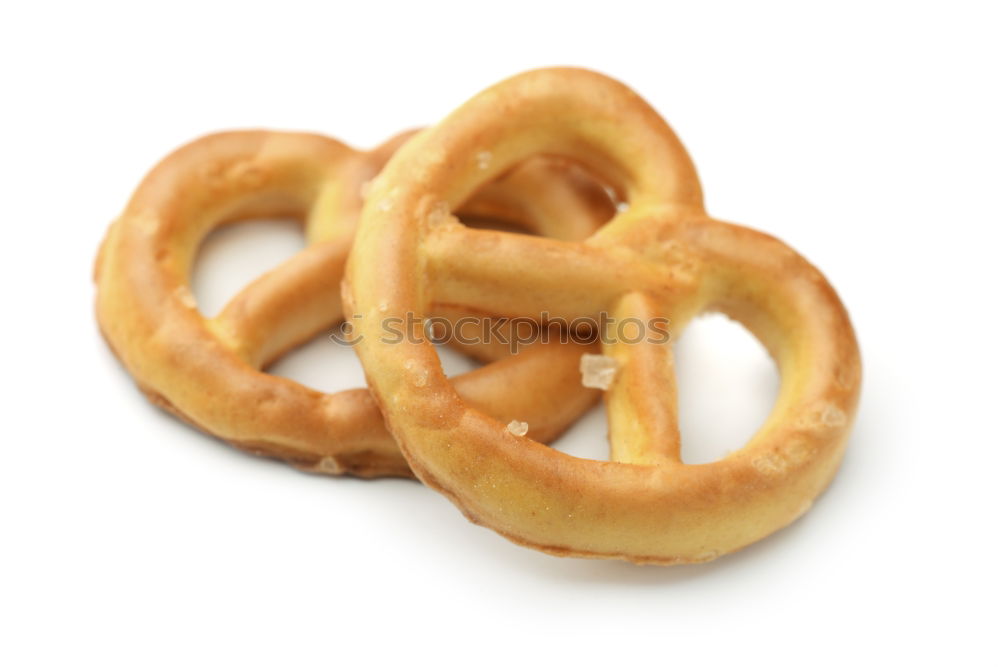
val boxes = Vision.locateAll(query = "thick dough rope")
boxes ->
[345,68,861,561]
[95,130,609,478]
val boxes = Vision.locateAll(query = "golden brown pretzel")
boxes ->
[345,68,862,562]
[95,129,608,478]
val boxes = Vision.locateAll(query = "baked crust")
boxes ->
[95,130,609,477]
[345,68,862,562]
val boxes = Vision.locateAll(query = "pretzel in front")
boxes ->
[95,130,608,478]
[345,68,862,563]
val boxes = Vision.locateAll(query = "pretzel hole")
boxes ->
[674,313,779,464]
[457,158,618,239]
[191,218,304,316]
[265,330,367,393]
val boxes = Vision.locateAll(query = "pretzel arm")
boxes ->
[603,292,682,465]
[424,224,681,321]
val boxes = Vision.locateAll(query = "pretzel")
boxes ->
[345,68,862,563]
[95,130,609,478]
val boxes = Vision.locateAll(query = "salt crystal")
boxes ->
[174,286,196,309]
[426,200,452,227]
[820,404,847,427]
[579,353,618,390]
[404,358,428,387]
[506,420,529,437]
[315,457,342,474]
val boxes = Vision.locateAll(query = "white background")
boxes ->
[2,1,998,664]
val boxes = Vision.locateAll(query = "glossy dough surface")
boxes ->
[95,130,607,477]
[345,68,861,562]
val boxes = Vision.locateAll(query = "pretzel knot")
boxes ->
[345,68,862,564]
[94,130,611,477]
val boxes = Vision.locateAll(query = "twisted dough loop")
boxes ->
[95,130,608,477]
[346,68,861,563]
